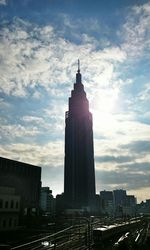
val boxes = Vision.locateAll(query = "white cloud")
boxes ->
[137,83,150,102]
[0,141,64,168]
[0,17,126,97]
[32,90,43,99]
[0,0,7,5]
[93,111,150,146]
[22,113,64,137]
[22,115,44,124]
[122,2,150,58]
[0,97,11,109]
[58,14,102,39]
[0,124,40,140]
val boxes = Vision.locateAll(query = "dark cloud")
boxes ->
[96,162,150,191]
[119,162,150,172]
[95,155,134,163]
[121,140,150,155]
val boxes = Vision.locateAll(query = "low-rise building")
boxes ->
[0,187,20,231]
[137,199,150,215]
[0,157,41,216]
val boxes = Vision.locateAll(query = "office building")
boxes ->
[0,187,20,231]
[100,191,114,216]
[0,157,41,214]
[64,61,96,212]
[40,187,55,216]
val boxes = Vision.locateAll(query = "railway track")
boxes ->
[112,221,150,250]
[1,217,149,250]
[93,217,150,250]
[8,224,91,250]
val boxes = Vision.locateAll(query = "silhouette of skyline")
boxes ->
[0,0,150,202]
[64,62,95,210]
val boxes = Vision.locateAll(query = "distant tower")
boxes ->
[64,61,96,211]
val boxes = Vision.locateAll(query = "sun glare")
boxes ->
[93,88,119,113]
[91,88,120,134]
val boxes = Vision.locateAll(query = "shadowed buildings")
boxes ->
[0,187,20,231]
[40,187,55,217]
[64,61,96,213]
[100,191,114,216]
[100,189,137,217]
[0,157,41,219]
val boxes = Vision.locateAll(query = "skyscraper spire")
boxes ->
[76,59,81,84]
[78,59,80,73]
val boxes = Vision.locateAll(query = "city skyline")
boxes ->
[0,0,150,202]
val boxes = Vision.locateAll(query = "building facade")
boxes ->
[64,61,96,212]
[99,189,137,217]
[100,191,114,216]
[137,199,150,215]
[0,157,41,215]
[122,195,136,217]
[0,187,20,231]
[40,187,55,216]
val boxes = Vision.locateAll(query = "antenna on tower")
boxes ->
[76,59,82,84]
[78,59,80,72]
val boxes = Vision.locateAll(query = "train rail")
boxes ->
[4,223,92,250]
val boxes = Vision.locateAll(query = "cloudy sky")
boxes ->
[0,0,150,202]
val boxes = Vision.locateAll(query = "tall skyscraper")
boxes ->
[64,61,96,212]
